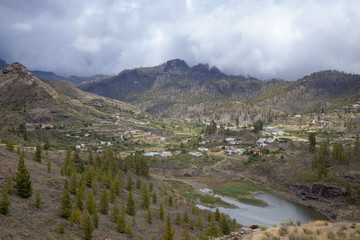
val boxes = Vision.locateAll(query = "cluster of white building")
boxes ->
[143,151,173,157]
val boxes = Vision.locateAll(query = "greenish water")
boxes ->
[197,193,328,227]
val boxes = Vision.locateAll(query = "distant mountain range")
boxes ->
[78,59,360,118]
[2,58,360,121]
[0,59,111,85]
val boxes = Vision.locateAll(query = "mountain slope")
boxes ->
[79,60,360,119]
[79,59,286,118]
[0,62,136,125]
[250,70,360,114]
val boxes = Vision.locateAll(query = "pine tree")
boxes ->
[110,181,116,204]
[14,154,33,198]
[312,151,318,168]
[207,212,212,222]
[73,207,81,224]
[220,213,230,235]
[308,132,316,153]
[163,213,175,240]
[35,190,41,208]
[206,216,218,237]
[190,217,195,230]
[152,191,157,204]
[85,168,94,187]
[93,210,99,228]
[33,144,42,163]
[159,203,164,220]
[99,188,109,214]
[126,175,133,191]
[112,202,120,222]
[215,208,220,222]
[83,209,94,240]
[114,172,122,196]
[182,227,191,240]
[141,185,150,209]
[149,181,153,192]
[232,218,238,231]
[60,188,73,219]
[126,223,132,235]
[92,178,98,196]
[147,208,153,223]
[6,140,14,152]
[175,212,181,225]
[5,177,13,195]
[76,183,86,211]
[70,172,77,195]
[136,176,141,189]
[183,211,188,223]
[197,215,203,230]
[126,191,136,216]
[0,189,10,215]
[198,233,209,240]
[88,149,94,166]
[168,194,173,207]
[73,151,85,173]
[86,190,97,215]
[117,213,126,233]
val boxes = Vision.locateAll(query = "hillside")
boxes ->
[0,145,230,240]
[78,60,360,123]
[78,59,286,117]
[0,62,137,139]
[250,70,360,114]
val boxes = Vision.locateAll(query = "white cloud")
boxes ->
[0,0,359,80]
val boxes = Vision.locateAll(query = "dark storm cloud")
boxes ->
[0,0,359,80]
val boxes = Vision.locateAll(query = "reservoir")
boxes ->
[197,192,328,227]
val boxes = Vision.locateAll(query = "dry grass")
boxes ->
[246,221,360,240]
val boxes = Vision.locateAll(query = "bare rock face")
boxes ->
[285,183,346,200]
[310,184,346,199]
[2,62,30,77]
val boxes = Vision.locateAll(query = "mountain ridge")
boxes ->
[0,62,136,125]
[78,59,360,119]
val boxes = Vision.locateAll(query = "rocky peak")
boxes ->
[2,62,30,77]
[163,59,190,73]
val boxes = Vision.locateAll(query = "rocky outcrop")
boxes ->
[284,183,346,200]
[215,228,253,240]
[2,62,30,77]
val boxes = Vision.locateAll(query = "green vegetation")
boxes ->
[125,191,136,216]
[35,190,41,208]
[14,153,33,198]
[215,184,265,197]
[99,188,109,214]
[60,188,72,219]
[0,189,10,215]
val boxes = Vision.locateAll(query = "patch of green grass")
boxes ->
[215,184,265,197]
[200,195,233,207]
[200,195,220,204]
[183,192,201,200]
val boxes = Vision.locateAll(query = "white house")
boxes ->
[160,151,173,157]
[225,137,236,142]
[189,151,203,157]
[144,152,160,157]
[198,147,209,152]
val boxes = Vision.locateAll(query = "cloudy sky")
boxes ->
[0,0,359,80]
